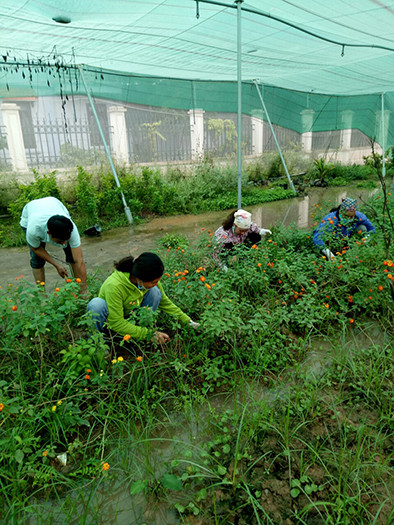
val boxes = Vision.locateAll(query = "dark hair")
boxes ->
[47,215,73,240]
[329,205,341,216]
[114,252,164,281]
[222,210,237,231]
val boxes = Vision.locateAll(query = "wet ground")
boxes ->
[0,186,377,290]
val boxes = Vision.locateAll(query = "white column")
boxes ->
[301,109,314,153]
[0,103,28,172]
[251,115,264,156]
[188,109,205,160]
[297,195,310,228]
[340,110,354,150]
[107,106,129,165]
[375,109,390,153]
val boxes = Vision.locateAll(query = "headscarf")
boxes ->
[341,197,357,212]
[233,209,252,229]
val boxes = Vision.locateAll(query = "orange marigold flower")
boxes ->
[388,274,393,279]
[123,334,131,341]
[205,283,211,290]
[66,279,72,283]
[200,276,205,282]
[349,318,354,324]
[85,374,90,380]
[136,356,143,362]
[11,305,17,311]
[55,287,60,292]
[76,278,82,283]
[0,403,4,412]
[257,263,262,267]
[86,369,91,373]
[251,244,257,249]
[378,285,383,291]
[102,462,110,471]
[42,450,48,457]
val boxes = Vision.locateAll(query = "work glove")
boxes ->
[322,248,335,260]
[259,228,272,236]
[189,320,200,329]
[219,263,229,273]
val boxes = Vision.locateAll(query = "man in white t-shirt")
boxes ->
[20,197,87,292]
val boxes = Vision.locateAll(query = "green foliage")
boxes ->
[313,157,334,184]
[75,166,98,229]
[0,191,393,523]
[56,143,108,168]
[7,171,61,220]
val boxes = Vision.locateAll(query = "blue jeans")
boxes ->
[86,286,162,333]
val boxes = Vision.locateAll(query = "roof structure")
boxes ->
[1,0,394,95]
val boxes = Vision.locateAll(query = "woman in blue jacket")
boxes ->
[313,197,375,260]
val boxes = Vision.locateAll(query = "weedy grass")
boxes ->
[0,193,393,524]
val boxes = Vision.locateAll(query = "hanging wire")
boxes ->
[195,0,200,19]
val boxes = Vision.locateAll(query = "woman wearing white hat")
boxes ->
[213,209,271,269]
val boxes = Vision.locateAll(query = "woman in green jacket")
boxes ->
[87,252,198,344]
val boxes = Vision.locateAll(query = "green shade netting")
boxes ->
[2,0,394,147]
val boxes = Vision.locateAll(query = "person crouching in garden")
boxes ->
[20,196,87,294]
[313,197,375,260]
[87,252,199,345]
[213,208,271,270]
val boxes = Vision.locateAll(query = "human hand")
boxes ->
[260,228,272,236]
[57,265,69,278]
[189,320,200,329]
[322,248,335,260]
[151,331,170,345]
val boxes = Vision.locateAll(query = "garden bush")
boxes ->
[0,190,393,523]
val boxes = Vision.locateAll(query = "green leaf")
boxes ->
[15,449,24,463]
[160,473,183,491]
[130,480,146,495]
[217,465,227,476]
[290,488,300,498]
[222,444,230,454]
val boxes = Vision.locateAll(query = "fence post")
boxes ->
[108,106,129,165]
[251,114,264,156]
[0,102,29,172]
[188,109,205,160]
[340,110,354,150]
[301,109,314,153]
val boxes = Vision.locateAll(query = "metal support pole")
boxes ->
[253,81,296,193]
[79,66,133,225]
[236,0,243,209]
[381,92,386,178]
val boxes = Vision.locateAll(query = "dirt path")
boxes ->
[0,186,375,290]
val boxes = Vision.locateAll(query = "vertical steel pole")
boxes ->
[79,66,133,225]
[236,0,243,209]
[381,92,386,178]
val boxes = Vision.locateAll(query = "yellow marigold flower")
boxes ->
[75,278,82,283]
[51,405,57,412]
[102,462,110,471]
[40,281,45,286]
[42,450,48,457]
[111,359,117,364]
[55,287,60,292]
[117,356,124,362]
[57,400,62,405]
[123,334,131,341]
